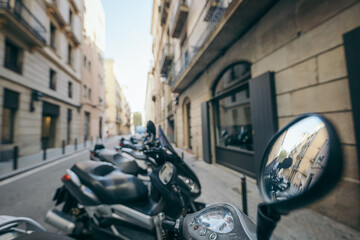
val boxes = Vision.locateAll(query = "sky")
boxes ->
[102,0,153,113]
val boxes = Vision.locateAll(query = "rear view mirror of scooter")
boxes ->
[256,113,343,239]
[162,113,343,240]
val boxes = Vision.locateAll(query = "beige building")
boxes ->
[147,0,360,231]
[104,59,131,136]
[0,0,83,158]
[80,0,106,143]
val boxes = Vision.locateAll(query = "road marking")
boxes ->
[0,150,87,187]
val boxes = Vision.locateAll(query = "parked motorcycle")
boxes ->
[118,121,158,153]
[157,113,343,240]
[0,215,74,240]
[45,125,204,240]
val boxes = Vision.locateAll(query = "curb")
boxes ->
[0,147,91,182]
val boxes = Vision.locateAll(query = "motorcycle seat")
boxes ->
[122,148,148,161]
[96,149,141,175]
[71,161,148,205]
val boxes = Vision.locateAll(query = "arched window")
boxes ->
[212,62,253,151]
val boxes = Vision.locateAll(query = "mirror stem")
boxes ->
[256,204,280,240]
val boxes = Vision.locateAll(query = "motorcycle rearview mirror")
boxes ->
[147,120,156,137]
[256,113,343,240]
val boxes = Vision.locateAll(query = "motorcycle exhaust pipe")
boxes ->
[45,209,75,234]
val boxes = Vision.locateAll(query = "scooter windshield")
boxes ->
[158,126,178,157]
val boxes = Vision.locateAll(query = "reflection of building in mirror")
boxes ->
[264,119,329,201]
[282,123,328,192]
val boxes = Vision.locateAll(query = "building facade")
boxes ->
[80,0,106,143]
[0,0,83,158]
[147,0,360,231]
[104,59,131,136]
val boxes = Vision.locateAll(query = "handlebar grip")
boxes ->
[162,220,176,230]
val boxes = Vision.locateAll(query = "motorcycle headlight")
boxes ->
[178,175,200,194]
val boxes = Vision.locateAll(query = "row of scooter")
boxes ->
[0,114,345,240]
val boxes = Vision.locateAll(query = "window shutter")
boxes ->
[343,27,360,175]
[249,72,278,177]
[201,101,211,163]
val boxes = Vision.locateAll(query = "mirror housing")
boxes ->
[147,120,156,137]
[256,114,343,240]
[258,113,343,214]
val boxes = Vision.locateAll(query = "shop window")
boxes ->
[213,62,253,151]
[2,108,16,144]
[4,39,23,74]
[2,89,19,144]
[49,69,56,90]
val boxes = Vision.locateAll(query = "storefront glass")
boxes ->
[214,62,253,151]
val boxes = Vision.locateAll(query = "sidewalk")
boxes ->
[0,137,120,181]
[178,148,360,240]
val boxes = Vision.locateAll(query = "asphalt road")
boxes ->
[0,150,90,233]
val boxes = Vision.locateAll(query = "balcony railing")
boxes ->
[45,0,66,27]
[169,0,189,38]
[168,0,237,88]
[160,43,174,75]
[0,0,46,44]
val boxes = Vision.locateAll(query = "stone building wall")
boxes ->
[173,0,360,229]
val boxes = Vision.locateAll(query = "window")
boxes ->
[213,62,253,151]
[49,69,56,90]
[50,23,56,49]
[83,56,87,67]
[2,89,19,144]
[69,9,73,27]
[83,85,87,97]
[67,44,72,65]
[88,88,91,99]
[4,39,23,74]
[88,61,91,72]
[68,81,73,98]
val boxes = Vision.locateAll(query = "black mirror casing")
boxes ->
[257,113,344,215]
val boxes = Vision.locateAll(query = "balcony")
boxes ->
[65,24,80,47]
[160,43,173,75]
[159,0,170,26]
[45,0,66,27]
[116,116,122,124]
[0,0,46,47]
[169,0,189,38]
[169,0,277,93]
[68,0,80,13]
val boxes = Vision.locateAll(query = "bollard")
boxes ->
[62,140,65,154]
[241,176,248,215]
[75,138,77,150]
[181,152,184,160]
[13,146,18,170]
[84,138,86,147]
[90,136,93,145]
